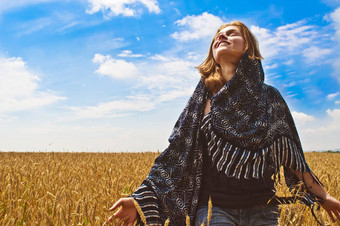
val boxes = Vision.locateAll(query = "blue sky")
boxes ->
[0,0,340,152]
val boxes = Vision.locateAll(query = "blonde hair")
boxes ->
[196,21,263,93]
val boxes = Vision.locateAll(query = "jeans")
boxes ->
[195,205,279,226]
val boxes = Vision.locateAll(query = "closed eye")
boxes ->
[215,29,240,40]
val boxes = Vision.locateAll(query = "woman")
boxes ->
[105,21,340,226]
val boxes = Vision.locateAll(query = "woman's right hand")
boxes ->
[103,197,137,226]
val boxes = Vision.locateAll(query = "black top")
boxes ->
[199,112,276,209]
[199,150,275,209]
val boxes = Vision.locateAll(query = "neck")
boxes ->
[219,61,238,82]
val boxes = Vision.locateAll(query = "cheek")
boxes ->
[212,49,218,63]
[233,39,245,51]
[239,39,246,50]
[212,48,218,60]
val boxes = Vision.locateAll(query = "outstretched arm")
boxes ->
[293,170,340,222]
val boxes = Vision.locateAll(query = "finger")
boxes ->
[124,221,134,226]
[107,215,115,223]
[118,216,129,225]
[124,218,134,226]
[334,210,340,222]
[327,210,335,222]
[123,222,133,226]
[109,198,123,211]
[114,207,125,219]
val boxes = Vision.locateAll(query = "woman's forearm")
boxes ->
[291,170,327,200]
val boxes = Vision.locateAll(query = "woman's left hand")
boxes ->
[320,193,340,222]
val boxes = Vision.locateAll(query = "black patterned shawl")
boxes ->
[131,54,322,225]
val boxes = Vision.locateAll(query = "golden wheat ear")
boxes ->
[164,218,170,226]
[207,195,212,226]
[186,214,190,226]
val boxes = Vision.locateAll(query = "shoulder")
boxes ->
[262,84,285,101]
[262,84,292,115]
[263,84,280,95]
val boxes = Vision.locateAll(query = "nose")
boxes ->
[218,33,228,41]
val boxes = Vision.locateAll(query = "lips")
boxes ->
[216,41,231,48]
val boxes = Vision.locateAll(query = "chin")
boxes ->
[215,50,243,64]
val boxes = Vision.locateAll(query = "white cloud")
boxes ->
[75,52,198,119]
[298,108,340,151]
[69,94,155,119]
[0,56,65,114]
[292,111,315,126]
[171,12,224,41]
[93,52,198,93]
[288,109,340,151]
[327,92,340,99]
[302,46,332,63]
[251,20,318,59]
[0,121,171,152]
[330,7,340,42]
[118,50,145,58]
[283,59,294,65]
[138,55,198,97]
[332,57,340,82]
[139,0,160,13]
[0,114,15,123]
[328,8,340,83]
[86,0,161,18]
[264,63,278,70]
[157,89,193,102]
[92,54,138,79]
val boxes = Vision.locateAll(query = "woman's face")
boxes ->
[212,26,245,64]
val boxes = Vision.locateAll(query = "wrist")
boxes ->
[318,193,331,204]
[324,193,332,201]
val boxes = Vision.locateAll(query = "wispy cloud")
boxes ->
[69,94,155,119]
[302,46,332,63]
[16,17,53,36]
[71,52,198,119]
[85,36,128,52]
[118,50,145,58]
[251,20,322,59]
[329,7,340,42]
[86,0,161,18]
[92,54,139,79]
[15,12,87,36]
[0,114,15,123]
[0,56,66,115]
[171,12,223,41]
[0,0,55,13]
[328,7,340,83]
[327,92,340,99]
[86,13,340,120]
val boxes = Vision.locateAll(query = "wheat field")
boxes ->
[0,151,339,225]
